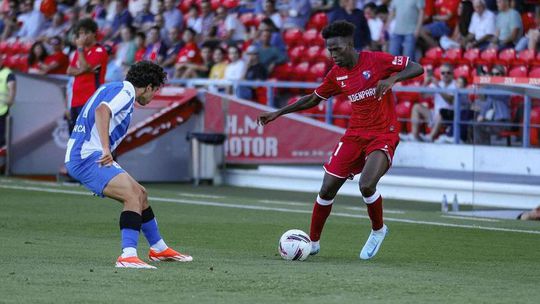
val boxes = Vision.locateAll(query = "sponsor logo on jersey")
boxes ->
[336,75,348,81]
[347,87,377,103]
[362,70,371,80]
[340,81,346,88]
[392,56,404,66]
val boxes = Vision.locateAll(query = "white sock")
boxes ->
[121,247,137,258]
[150,239,168,252]
[311,240,320,247]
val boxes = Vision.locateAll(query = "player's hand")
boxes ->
[257,111,280,126]
[375,78,396,99]
[97,150,114,167]
[75,35,85,50]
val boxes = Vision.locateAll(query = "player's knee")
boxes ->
[359,184,376,197]
[319,185,338,200]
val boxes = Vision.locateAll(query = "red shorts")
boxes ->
[323,132,399,179]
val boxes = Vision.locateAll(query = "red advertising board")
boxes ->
[203,92,345,164]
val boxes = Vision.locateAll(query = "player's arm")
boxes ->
[94,104,113,166]
[376,60,424,98]
[257,93,323,125]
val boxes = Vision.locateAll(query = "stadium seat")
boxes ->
[309,61,328,82]
[442,48,462,64]
[516,49,536,66]
[239,13,256,28]
[210,0,221,10]
[530,106,540,146]
[508,66,528,78]
[477,48,498,66]
[307,12,328,31]
[529,67,540,78]
[454,64,472,82]
[179,0,195,13]
[222,0,239,9]
[306,45,323,63]
[288,45,306,64]
[303,28,324,47]
[497,48,516,65]
[462,48,480,65]
[420,47,443,66]
[0,41,7,54]
[395,100,413,132]
[283,28,303,47]
[270,62,293,80]
[522,12,536,33]
[292,62,311,81]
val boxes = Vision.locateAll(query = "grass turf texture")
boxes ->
[0,178,539,303]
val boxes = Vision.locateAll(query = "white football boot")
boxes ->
[359,224,388,260]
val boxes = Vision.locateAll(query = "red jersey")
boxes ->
[176,42,202,64]
[69,44,108,107]
[45,51,69,75]
[314,51,409,135]
[434,0,460,29]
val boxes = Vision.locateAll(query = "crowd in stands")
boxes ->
[0,0,540,146]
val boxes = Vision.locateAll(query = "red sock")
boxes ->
[309,196,334,242]
[364,192,384,231]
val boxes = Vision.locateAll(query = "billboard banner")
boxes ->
[203,93,345,164]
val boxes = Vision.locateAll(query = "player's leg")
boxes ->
[309,173,347,255]
[359,150,390,260]
[103,173,156,269]
[137,184,193,262]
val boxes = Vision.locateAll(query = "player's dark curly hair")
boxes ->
[126,61,167,89]
[75,18,98,34]
[321,20,356,39]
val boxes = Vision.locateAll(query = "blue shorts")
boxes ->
[66,152,125,197]
[423,21,451,38]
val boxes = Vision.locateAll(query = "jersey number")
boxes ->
[334,142,343,156]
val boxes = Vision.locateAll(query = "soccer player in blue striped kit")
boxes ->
[65,61,192,269]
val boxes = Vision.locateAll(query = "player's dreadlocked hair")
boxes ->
[321,20,356,39]
[75,18,98,34]
[126,61,167,89]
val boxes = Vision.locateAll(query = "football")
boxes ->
[278,229,312,261]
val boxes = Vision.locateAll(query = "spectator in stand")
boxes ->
[364,3,385,51]
[17,0,46,39]
[133,0,154,31]
[388,0,424,60]
[418,0,460,49]
[257,17,287,53]
[104,44,124,82]
[464,0,496,50]
[115,25,137,73]
[209,47,228,80]
[402,63,457,142]
[252,27,287,74]
[0,56,16,148]
[473,64,511,145]
[162,27,184,75]
[237,45,268,100]
[66,18,108,134]
[185,4,199,32]
[261,0,282,29]
[224,45,246,94]
[490,0,522,50]
[27,41,49,74]
[83,0,107,28]
[281,0,312,29]
[63,6,81,53]
[515,8,540,51]
[329,0,371,50]
[175,43,214,79]
[310,0,338,12]
[40,11,69,40]
[1,6,18,41]
[162,0,183,32]
[222,5,247,45]
[143,26,167,65]
[134,31,146,62]
[106,0,133,42]
[439,0,474,50]
[41,36,70,75]
[153,13,169,41]
[435,76,474,143]
[192,0,215,39]
[174,27,202,78]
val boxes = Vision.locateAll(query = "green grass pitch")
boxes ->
[1,177,539,303]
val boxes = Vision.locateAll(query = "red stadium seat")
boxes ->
[420,47,443,66]
[307,12,328,31]
[442,48,462,64]
[178,0,195,13]
[395,100,413,132]
[462,48,480,65]
[223,0,239,9]
[270,62,293,80]
[508,66,529,78]
[239,13,256,27]
[454,64,471,81]
[210,0,221,10]
[0,41,8,54]
[318,47,331,64]
[477,47,498,66]
[516,49,537,66]
[530,106,540,146]
[529,66,540,78]
[309,61,328,82]
[15,55,28,72]
[306,45,323,63]
[522,12,536,33]
[283,28,303,47]
[497,48,516,65]
[288,45,306,64]
[292,62,311,81]
[302,28,324,47]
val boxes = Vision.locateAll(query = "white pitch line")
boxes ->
[257,199,307,206]
[441,215,500,222]
[344,206,405,214]
[1,184,539,235]
[177,193,225,199]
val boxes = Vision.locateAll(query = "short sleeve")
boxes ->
[314,69,341,100]
[86,46,107,69]
[373,52,409,75]
[102,86,134,116]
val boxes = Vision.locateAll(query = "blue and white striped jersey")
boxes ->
[65,81,135,163]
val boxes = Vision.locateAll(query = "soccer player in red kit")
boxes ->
[258,21,424,260]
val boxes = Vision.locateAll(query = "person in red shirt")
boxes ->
[42,36,69,75]
[258,21,423,260]
[66,18,108,134]
[174,28,203,78]
[134,31,146,62]
[419,0,461,49]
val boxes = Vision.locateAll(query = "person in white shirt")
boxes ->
[464,0,496,50]
[224,45,246,94]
